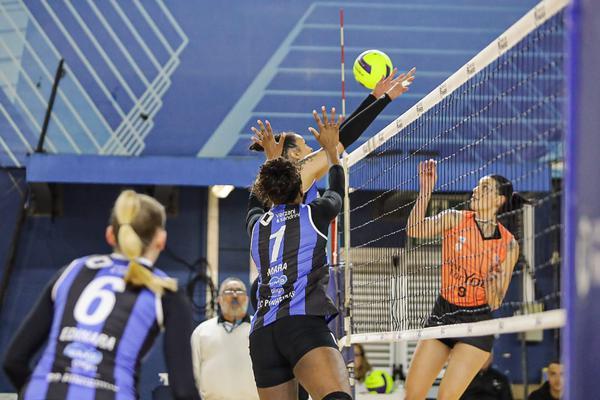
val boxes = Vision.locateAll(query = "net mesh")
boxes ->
[343,5,565,339]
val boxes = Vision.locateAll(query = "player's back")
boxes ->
[24,253,168,400]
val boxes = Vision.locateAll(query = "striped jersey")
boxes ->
[441,212,514,307]
[250,203,338,332]
[303,181,319,204]
[24,254,168,400]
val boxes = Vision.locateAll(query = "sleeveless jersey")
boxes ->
[302,180,319,204]
[24,254,168,400]
[441,212,514,307]
[250,203,337,332]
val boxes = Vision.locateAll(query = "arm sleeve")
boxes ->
[3,278,55,391]
[308,165,345,235]
[339,94,375,130]
[163,291,201,400]
[339,94,391,149]
[246,191,265,237]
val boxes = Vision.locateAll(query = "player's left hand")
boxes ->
[251,120,284,160]
[372,67,416,99]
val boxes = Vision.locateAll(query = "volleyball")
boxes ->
[364,370,394,394]
[352,49,393,89]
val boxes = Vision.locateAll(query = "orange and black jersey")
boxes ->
[441,211,514,307]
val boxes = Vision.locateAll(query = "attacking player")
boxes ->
[404,159,527,400]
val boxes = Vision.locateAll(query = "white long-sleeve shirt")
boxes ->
[191,317,259,400]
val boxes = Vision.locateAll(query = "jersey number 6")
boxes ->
[74,276,126,325]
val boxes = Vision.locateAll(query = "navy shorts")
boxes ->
[249,315,338,388]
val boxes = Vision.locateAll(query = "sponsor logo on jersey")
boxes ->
[269,275,288,287]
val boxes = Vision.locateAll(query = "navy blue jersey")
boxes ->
[24,254,168,400]
[250,203,338,332]
[302,181,319,204]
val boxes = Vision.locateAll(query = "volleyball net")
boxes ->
[340,0,567,345]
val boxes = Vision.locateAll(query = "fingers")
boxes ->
[321,106,329,125]
[419,159,436,174]
[250,126,264,141]
[314,106,341,128]
[257,119,266,133]
[387,67,398,81]
[312,109,324,128]
[265,120,273,136]
[308,127,319,140]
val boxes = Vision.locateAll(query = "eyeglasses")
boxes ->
[222,289,247,296]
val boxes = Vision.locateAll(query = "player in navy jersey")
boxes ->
[249,67,415,204]
[3,190,199,400]
[246,107,351,400]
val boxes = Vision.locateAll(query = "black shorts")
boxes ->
[249,315,338,388]
[425,295,494,352]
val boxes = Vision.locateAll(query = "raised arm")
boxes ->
[251,68,416,192]
[486,239,519,310]
[338,67,415,153]
[300,68,416,186]
[406,160,461,238]
[307,107,345,234]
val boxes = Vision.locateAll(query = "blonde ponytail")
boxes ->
[113,190,177,296]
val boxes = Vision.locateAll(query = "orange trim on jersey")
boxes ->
[441,211,514,307]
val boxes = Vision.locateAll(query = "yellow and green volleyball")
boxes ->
[352,49,393,89]
[364,369,394,394]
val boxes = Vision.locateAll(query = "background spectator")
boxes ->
[191,277,258,400]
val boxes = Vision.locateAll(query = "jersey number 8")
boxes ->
[73,276,126,325]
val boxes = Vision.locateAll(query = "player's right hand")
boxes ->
[418,159,437,194]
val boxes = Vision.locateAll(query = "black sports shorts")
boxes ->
[249,315,338,388]
[425,295,494,352]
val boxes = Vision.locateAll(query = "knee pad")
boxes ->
[322,391,352,400]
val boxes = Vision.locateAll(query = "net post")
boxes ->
[343,154,352,347]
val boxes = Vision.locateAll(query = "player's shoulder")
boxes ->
[439,209,467,228]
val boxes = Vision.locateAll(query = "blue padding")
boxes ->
[26,154,262,187]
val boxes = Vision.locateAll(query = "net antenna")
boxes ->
[340,0,567,347]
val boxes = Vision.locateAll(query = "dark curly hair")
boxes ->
[254,157,302,205]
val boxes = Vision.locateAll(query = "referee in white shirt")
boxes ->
[191,277,259,400]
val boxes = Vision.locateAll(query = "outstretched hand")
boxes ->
[251,120,284,160]
[308,106,343,152]
[372,67,416,100]
[418,159,437,194]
